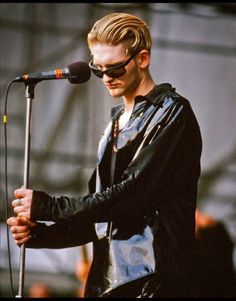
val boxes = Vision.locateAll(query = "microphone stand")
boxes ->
[16,82,37,298]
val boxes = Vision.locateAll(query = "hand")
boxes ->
[12,188,33,219]
[7,216,36,246]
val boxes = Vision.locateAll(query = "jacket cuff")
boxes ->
[31,190,53,221]
[25,222,47,248]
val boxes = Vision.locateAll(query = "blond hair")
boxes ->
[87,13,152,55]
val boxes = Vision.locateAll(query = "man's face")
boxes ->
[90,43,141,98]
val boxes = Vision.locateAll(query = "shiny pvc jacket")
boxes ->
[27,83,202,297]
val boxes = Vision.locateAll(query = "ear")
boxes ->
[137,50,150,69]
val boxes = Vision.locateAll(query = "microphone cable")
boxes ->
[3,79,16,298]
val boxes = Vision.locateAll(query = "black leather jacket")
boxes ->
[27,83,202,297]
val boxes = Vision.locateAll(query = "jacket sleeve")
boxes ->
[31,98,201,223]
[25,218,97,249]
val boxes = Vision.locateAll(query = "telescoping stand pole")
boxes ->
[16,83,36,298]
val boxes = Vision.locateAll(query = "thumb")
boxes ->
[17,216,36,227]
[6,217,18,226]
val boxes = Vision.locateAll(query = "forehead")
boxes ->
[91,43,127,65]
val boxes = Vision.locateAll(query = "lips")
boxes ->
[106,84,118,89]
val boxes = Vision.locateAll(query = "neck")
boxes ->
[119,78,155,130]
[123,78,156,113]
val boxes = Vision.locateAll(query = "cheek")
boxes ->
[124,67,141,86]
[124,63,140,82]
[122,71,141,93]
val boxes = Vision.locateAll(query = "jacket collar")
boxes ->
[111,83,175,118]
[96,83,175,179]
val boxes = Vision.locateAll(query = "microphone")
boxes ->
[13,61,91,84]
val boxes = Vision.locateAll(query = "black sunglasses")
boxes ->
[89,49,140,79]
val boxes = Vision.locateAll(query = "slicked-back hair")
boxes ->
[87,13,152,55]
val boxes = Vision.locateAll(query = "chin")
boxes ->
[108,89,123,98]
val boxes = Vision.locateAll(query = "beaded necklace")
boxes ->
[106,109,124,241]
[110,108,124,186]
[112,108,124,153]
[113,119,119,153]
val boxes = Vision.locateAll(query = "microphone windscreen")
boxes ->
[67,61,91,84]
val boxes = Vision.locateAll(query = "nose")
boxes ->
[103,73,114,82]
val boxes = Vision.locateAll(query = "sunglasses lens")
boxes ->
[91,68,104,78]
[106,67,126,78]
[91,66,126,79]
[89,50,139,79]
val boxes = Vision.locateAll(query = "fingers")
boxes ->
[7,187,36,247]
[15,236,31,246]
[11,225,31,236]
[14,188,28,199]
[7,216,19,226]
[12,198,23,208]
[7,216,36,246]
[7,216,36,227]
[13,208,30,219]
[13,231,32,246]
[17,216,36,227]
[9,224,31,246]
[14,211,30,220]
[12,191,32,219]
[13,188,33,206]
[14,188,33,200]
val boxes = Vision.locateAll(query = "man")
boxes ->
[7,13,202,297]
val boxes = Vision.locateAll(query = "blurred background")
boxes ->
[0,3,236,297]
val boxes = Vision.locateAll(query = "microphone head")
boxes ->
[67,61,91,84]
